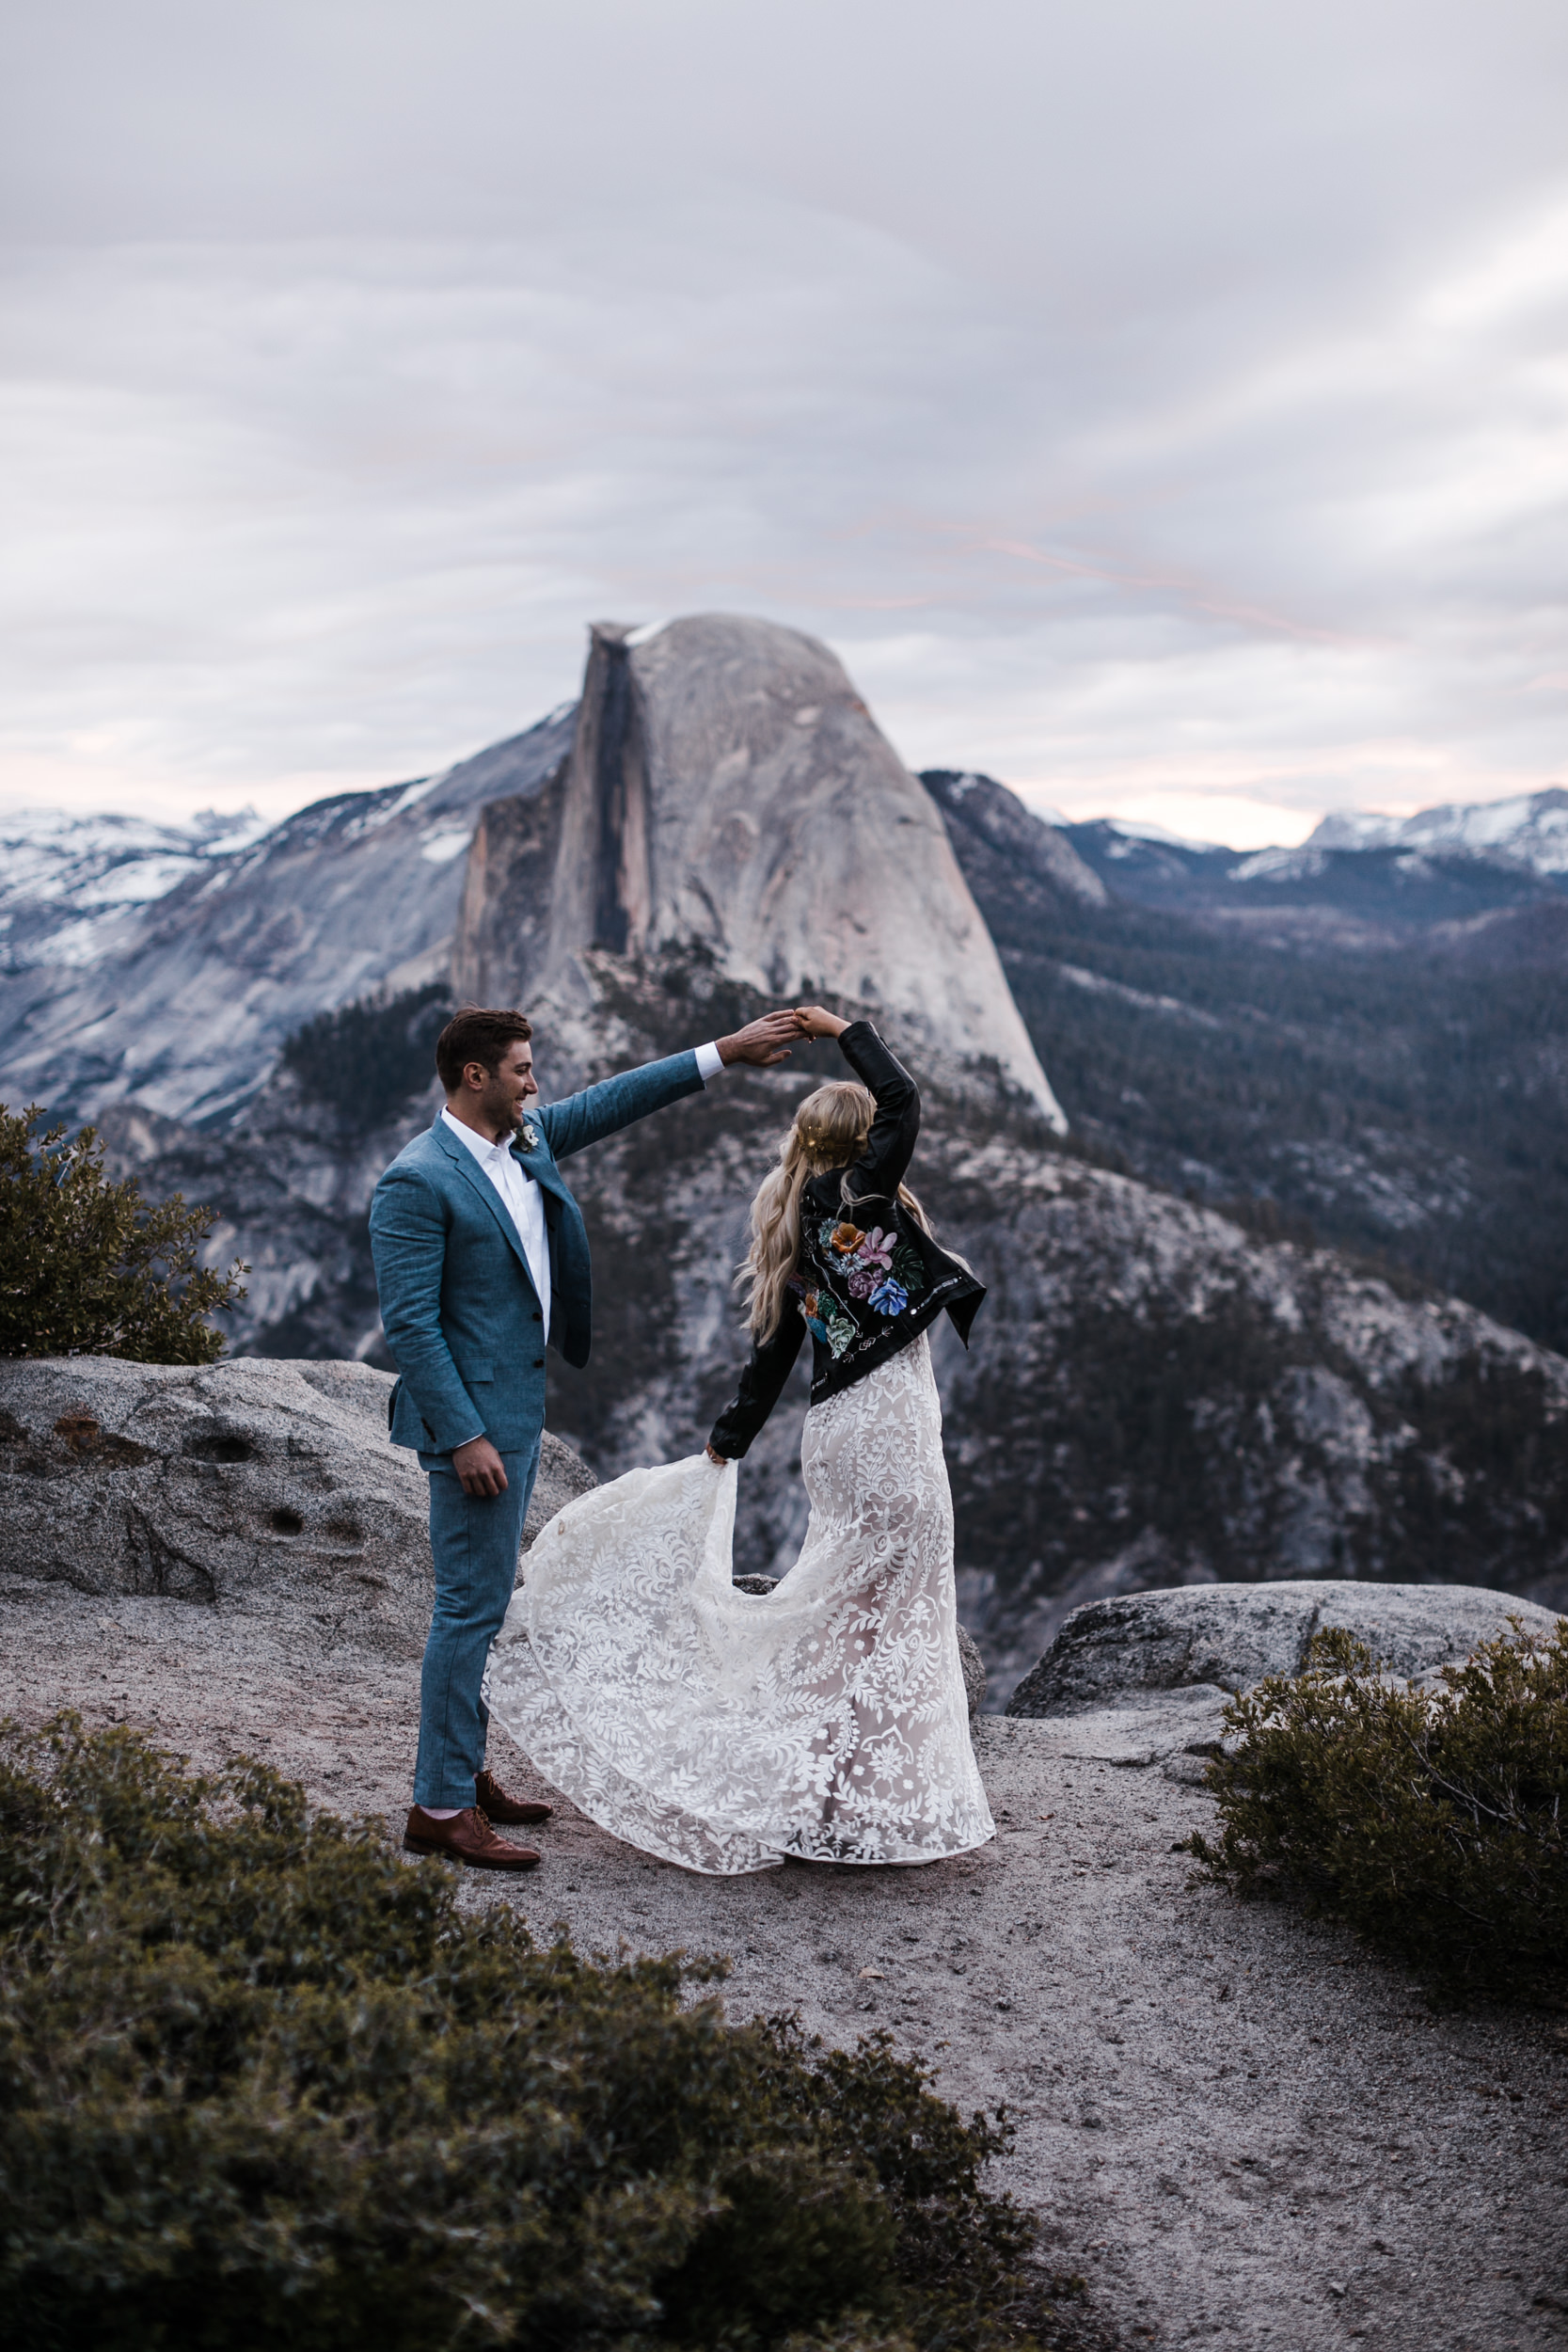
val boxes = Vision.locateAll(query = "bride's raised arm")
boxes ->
[800,1012,920,1212]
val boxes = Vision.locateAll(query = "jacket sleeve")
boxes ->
[538,1049,706,1163]
[368,1165,486,1453]
[707,1311,806,1459]
[835,1020,920,1210]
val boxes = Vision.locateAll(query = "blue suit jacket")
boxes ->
[369,1050,706,1453]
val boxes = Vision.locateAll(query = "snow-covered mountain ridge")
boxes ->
[0,712,578,1123]
[1057,785,1568,881]
[1310,786,1568,873]
[0,805,272,975]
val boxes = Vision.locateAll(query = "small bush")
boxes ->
[0,1717,1090,2352]
[0,1105,245,1362]
[1186,1622,1568,2006]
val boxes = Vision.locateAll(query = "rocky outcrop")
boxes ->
[0,1356,985,1711]
[453,616,1065,1120]
[1006,1577,1561,1718]
[922,769,1108,909]
[0,1357,595,1661]
[2,1579,1558,2348]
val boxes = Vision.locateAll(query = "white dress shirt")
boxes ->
[441,1106,554,1339]
[440,1040,728,1359]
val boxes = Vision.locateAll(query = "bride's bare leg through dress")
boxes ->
[483,1332,993,1875]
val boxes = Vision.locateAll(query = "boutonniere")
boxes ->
[518,1120,542,1152]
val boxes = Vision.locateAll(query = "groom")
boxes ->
[370,1001,800,1870]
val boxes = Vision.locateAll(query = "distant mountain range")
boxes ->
[920,766,1568,1359]
[1308,787,1568,868]
[0,804,264,974]
[0,716,578,1123]
[1063,784,1568,878]
[3,628,1564,1694]
[0,618,1056,1128]
[1049,791,1568,948]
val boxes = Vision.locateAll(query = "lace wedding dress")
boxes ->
[483,1332,994,1875]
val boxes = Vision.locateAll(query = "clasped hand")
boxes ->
[715,1003,848,1064]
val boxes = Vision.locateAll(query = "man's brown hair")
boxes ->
[435,1007,533,1094]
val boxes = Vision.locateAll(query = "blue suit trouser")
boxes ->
[414,1437,542,1808]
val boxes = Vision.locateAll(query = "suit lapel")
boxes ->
[433,1120,536,1286]
[512,1126,568,1211]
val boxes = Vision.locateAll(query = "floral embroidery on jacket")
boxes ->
[891,1238,925,1291]
[800,1215,927,1339]
[789,1278,857,1358]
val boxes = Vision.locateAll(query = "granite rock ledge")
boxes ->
[1006,1577,1560,1720]
[0,1357,595,1662]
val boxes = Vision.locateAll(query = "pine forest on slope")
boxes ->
[926,771,1568,1358]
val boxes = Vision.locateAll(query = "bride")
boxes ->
[482,1007,995,1875]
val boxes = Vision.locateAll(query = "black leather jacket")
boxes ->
[707,1021,985,1458]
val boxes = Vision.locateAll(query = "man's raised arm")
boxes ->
[539,1009,800,1162]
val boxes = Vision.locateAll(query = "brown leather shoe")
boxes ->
[403,1805,540,1870]
[475,1768,553,1825]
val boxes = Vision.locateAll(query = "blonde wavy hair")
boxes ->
[741,1080,935,1341]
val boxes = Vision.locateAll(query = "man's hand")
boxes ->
[716,1009,802,1067]
[451,1435,509,1497]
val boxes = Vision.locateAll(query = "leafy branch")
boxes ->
[0,1104,246,1364]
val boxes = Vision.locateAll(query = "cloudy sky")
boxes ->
[3,2,1566,846]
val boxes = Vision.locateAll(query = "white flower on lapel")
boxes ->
[518,1120,542,1152]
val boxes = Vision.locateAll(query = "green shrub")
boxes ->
[0,1105,245,1362]
[1186,1622,1568,2006]
[0,1717,1090,2352]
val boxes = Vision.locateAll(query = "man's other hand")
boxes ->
[451,1435,509,1497]
[716,1010,800,1067]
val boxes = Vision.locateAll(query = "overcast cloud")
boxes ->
[2,0,1566,844]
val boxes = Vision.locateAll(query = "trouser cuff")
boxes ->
[413,1779,478,1809]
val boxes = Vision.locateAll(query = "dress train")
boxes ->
[482,1333,994,1875]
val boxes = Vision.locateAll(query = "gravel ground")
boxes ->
[5,1575,1566,2352]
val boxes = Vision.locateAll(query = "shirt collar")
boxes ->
[441,1105,515,1164]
